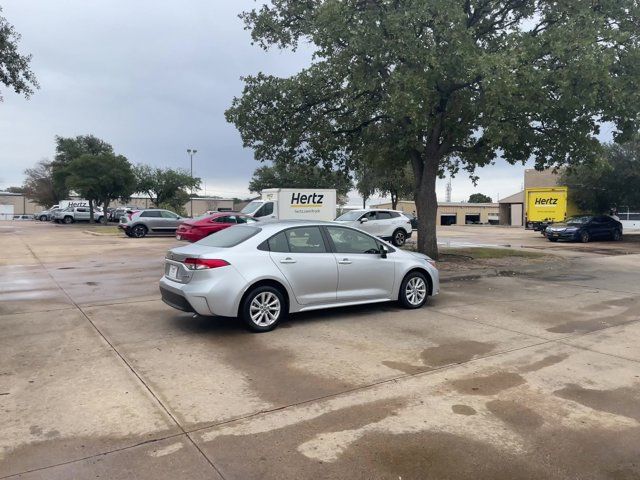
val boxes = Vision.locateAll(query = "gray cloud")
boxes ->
[0,1,615,204]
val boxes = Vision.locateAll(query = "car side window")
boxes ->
[284,227,327,253]
[215,216,231,223]
[140,211,161,218]
[360,211,376,221]
[377,211,392,220]
[160,211,178,219]
[327,227,381,254]
[267,232,289,252]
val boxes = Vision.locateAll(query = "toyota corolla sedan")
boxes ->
[159,221,439,332]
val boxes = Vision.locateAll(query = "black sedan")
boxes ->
[545,215,623,243]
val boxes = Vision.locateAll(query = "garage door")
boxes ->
[465,214,480,224]
[441,214,456,226]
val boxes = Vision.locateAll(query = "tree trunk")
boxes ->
[391,190,398,210]
[362,196,367,209]
[102,199,110,224]
[414,158,439,259]
[89,200,95,223]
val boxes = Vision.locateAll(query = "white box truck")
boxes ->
[241,188,337,221]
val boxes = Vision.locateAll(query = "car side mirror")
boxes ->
[360,217,368,223]
[380,245,388,259]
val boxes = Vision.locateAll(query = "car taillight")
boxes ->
[184,258,229,270]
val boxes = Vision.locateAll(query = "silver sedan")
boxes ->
[159,220,439,332]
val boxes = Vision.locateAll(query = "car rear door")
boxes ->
[325,226,396,301]
[268,226,338,305]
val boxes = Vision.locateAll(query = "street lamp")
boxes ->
[187,148,197,216]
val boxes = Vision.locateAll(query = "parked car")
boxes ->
[109,206,140,222]
[119,209,183,237]
[176,212,258,242]
[34,207,60,221]
[333,209,413,246]
[12,215,33,221]
[53,206,104,224]
[160,221,439,332]
[545,215,623,242]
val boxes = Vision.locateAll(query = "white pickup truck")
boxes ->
[53,206,104,224]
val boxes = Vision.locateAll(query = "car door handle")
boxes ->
[337,258,352,265]
[280,258,296,264]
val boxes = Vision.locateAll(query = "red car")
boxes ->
[176,212,258,242]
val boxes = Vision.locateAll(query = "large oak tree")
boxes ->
[226,0,640,258]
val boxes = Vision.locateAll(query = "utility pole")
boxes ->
[187,148,197,217]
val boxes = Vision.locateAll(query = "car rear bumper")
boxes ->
[159,285,196,312]
[175,231,201,242]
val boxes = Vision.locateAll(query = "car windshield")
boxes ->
[195,226,261,247]
[565,216,593,225]
[335,211,364,221]
[241,201,263,214]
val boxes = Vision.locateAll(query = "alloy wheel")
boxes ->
[394,230,406,246]
[132,225,147,238]
[249,292,281,327]
[405,277,427,306]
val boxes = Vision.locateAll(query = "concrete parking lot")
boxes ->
[1,222,640,479]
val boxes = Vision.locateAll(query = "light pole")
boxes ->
[187,148,197,216]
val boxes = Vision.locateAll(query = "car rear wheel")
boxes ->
[392,229,407,247]
[580,231,590,243]
[131,225,148,238]
[39,215,47,221]
[613,229,622,241]
[399,271,429,309]
[241,286,285,332]
[63,216,73,224]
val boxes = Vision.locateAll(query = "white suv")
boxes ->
[334,209,413,246]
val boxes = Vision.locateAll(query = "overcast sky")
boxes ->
[0,1,602,204]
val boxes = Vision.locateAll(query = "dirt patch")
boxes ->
[421,341,496,368]
[381,361,425,375]
[450,372,526,396]
[518,354,570,373]
[486,400,544,429]
[382,341,496,375]
[554,384,640,422]
[451,404,477,416]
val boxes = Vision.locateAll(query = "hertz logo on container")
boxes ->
[290,192,325,207]
[534,198,558,205]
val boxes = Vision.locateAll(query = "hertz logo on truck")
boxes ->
[290,192,324,207]
[534,198,558,205]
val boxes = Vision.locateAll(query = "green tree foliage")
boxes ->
[65,153,136,223]
[468,193,492,203]
[0,7,38,101]
[52,135,115,197]
[133,165,200,215]
[22,160,64,208]
[226,1,640,258]
[249,161,352,199]
[560,140,640,213]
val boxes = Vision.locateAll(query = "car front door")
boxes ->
[325,226,396,301]
[140,210,162,231]
[268,226,338,305]
[357,211,378,235]
[159,210,181,232]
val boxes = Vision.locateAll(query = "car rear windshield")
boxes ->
[195,226,261,247]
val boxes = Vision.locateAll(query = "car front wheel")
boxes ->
[241,286,285,332]
[392,229,407,247]
[580,231,590,243]
[63,216,73,224]
[399,271,429,309]
[39,215,47,221]
[131,225,148,238]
